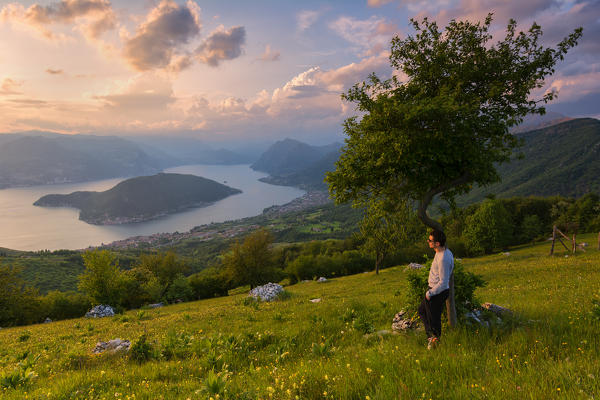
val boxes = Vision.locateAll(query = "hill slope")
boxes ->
[34,173,242,224]
[458,118,600,204]
[0,237,598,399]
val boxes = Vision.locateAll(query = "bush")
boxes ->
[0,265,43,327]
[164,274,193,303]
[188,268,230,300]
[406,258,486,318]
[40,291,91,321]
[463,199,513,255]
[129,335,154,363]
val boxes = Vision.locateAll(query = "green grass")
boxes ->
[1,234,599,399]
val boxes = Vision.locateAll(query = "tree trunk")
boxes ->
[446,273,457,328]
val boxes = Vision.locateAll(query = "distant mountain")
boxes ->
[0,133,169,188]
[251,138,342,175]
[129,136,254,165]
[511,111,571,133]
[458,118,600,205]
[260,150,340,190]
[34,173,242,225]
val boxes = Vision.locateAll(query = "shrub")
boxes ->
[406,258,486,318]
[188,268,230,300]
[165,274,193,303]
[40,291,91,321]
[129,335,154,363]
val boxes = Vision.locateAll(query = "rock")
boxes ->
[310,298,322,303]
[502,252,511,256]
[85,305,115,318]
[92,338,130,354]
[391,311,416,332]
[44,317,52,323]
[148,303,164,309]
[249,283,285,302]
[405,263,424,270]
[317,277,328,282]
[481,302,513,317]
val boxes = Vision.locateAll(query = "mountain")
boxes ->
[457,118,600,205]
[251,138,341,176]
[260,150,340,190]
[0,133,169,188]
[129,136,255,165]
[511,111,572,133]
[34,173,242,225]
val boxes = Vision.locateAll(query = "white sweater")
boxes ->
[427,248,454,298]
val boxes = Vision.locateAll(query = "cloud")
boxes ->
[123,0,201,71]
[0,78,23,95]
[0,0,116,40]
[367,0,394,7]
[195,25,246,67]
[46,69,64,75]
[297,10,321,32]
[94,73,176,114]
[329,16,400,53]
[258,44,280,62]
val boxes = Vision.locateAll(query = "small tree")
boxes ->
[464,199,513,255]
[222,229,278,289]
[78,250,125,307]
[359,199,423,274]
[0,265,42,326]
[135,252,189,298]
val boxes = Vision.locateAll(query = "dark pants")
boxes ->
[418,288,450,339]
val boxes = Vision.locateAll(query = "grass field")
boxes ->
[1,234,599,399]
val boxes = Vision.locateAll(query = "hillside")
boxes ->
[1,237,598,399]
[260,150,340,190]
[251,138,341,175]
[34,173,242,225]
[458,118,600,205]
[0,133,168,188]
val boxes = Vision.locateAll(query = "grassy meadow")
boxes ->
[1,234,599,399]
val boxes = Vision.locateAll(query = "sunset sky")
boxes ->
[0,0,598,144]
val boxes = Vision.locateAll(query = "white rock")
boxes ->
[406,263,424,270]
[85,305,115,318]
[317,277,328,282]
[310,298,322,303]
[92,338,130,354]
[249,283,285,302]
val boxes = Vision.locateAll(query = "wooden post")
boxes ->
[597,232,600,251]
[550,225,556,255]
[446,272,457,328]
[572,233,576,254]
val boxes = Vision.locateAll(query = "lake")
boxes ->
[0,165,304,251]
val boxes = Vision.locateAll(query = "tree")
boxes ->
[326,15,581,326]
[222,229,278,289]
[359,199,423,274]
[135,252,189,299]
[78,250,125,307]
[463,199,513,255]
[326,15,582,230]
[0,265,42,326]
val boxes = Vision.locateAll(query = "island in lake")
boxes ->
[34,173,242,225]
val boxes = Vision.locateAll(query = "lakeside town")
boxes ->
[93,191,332,250]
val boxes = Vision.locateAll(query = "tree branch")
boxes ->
[417,172,472,232]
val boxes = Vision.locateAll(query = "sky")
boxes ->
[0,0,598,145]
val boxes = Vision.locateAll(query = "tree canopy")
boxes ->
[326,14,582,231]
